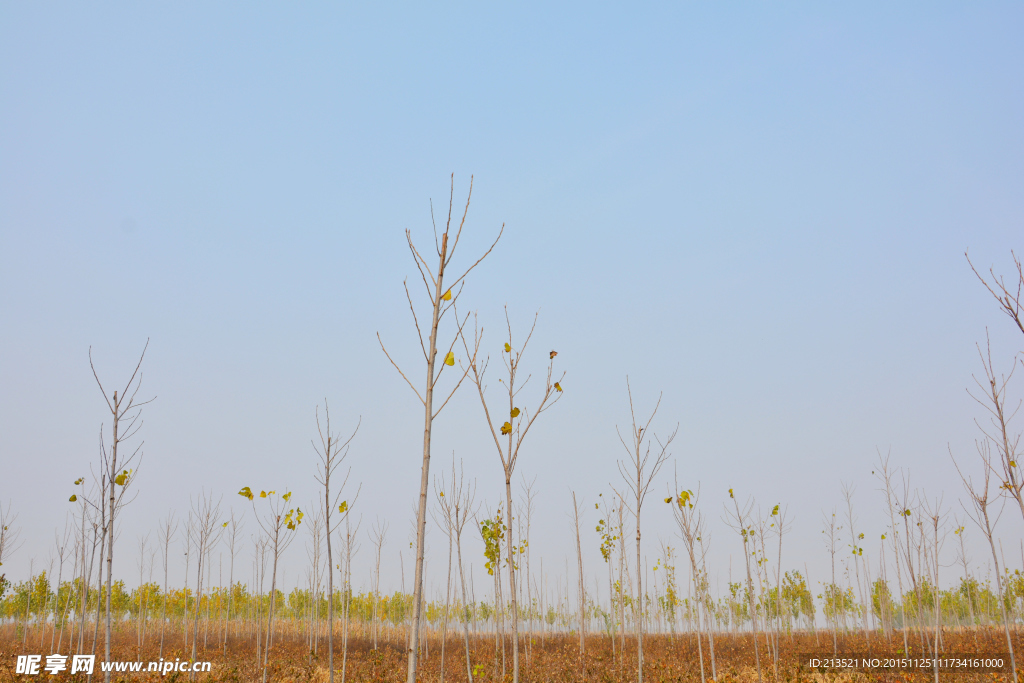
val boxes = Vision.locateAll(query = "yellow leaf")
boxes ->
[260,491,267,498]
[239,487,253,500]
[438,492,444,497]
[664,497,672,504]
[283,492,292,502]
[444,351,455,366]
[442,289,452,301]
[500,421,512,435]
[222,522,228,527]
[554,382,562,392]
[511,407,520,418]
[74,477,84,485]
[69,494,77,502]
[1011,460,1018,467]
[504,343,511,352]
[339,501,348,513]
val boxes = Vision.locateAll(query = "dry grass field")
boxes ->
[2,628,1020,682]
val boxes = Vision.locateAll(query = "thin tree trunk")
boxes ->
[407,231,447,683]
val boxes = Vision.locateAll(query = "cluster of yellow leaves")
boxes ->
[284,507,303,531]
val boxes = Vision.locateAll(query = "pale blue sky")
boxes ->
[2,3,1022,597]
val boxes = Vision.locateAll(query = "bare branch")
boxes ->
[377,333,425,405]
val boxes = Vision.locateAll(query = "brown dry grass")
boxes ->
[1,627,1020,682]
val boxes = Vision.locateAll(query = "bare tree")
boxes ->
[369,519,389,651]
[434,457,477,682]
[311,401,359,683]
[188,492,223,679]
[769,503,790,678]
[222,511,242,653]
[821,510,840,656]
[614,380,677,683]
[157,512,178,659]
[969,334,1024,522]
[570,491,586,659]
[841,483,871,645]
[377,175,501,683]
[461,309,563,683]
[431,461,455,683]
[670,478,714,683]
[967,249,1024,339]
[51,520,73,654]
[875,453,911,655]
[726,491,762,683]
[953,443,1017,682]
[305,508,325,658]
[338,512,361,683]
[952,519,978,643]
[239,487,303,683]
[70,476,95,656]
[134,532,150,660]
[520,476,537,662]
[89,340,153,682]
[921,496,946,683]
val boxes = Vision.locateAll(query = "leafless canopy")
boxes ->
[967,249,1024,338]
[615,382,677,513]
[968,333,1023,519]
[377,176,502,417]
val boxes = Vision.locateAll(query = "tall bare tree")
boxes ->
[614,380,677,683]
[841,483,871,645]
[157,512,178,659]
[377,175,501,683]
[570,491,586,659]
[875,453,911,655]
[725,491,763,683]
[339,511,361,683]
[670,478,714,683]
[239,487,303,683]
[222,511,242,653]
[434,457,477,682]
[311,401,359,683]
[953,443,1017,683]
[369,519,388,651]
[188,492,223,680]
[89,340,153,682]
[968,334,1024,522]
[461,309,563,683]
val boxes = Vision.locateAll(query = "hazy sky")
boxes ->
[2,3,1023,601]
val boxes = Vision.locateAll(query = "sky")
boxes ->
[1,3,1023,606]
